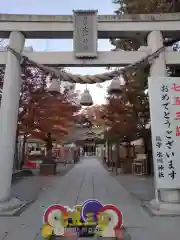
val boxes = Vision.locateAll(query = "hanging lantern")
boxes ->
[47,76,60,94]
[107,76,124,95]
[80,89,93,106]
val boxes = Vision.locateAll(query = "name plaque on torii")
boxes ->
[73,10,98,59]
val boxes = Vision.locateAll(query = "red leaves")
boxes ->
[17,67,79,141]
[102,95,139,139]
[20,91,78,140]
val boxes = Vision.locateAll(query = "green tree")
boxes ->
[113,0,180,15]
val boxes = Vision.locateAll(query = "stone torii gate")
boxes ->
[0,11,180,214]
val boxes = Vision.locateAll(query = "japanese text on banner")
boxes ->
[160,84,176,180]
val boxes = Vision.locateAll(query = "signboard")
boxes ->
[41,199,123,239]
[149,77,180,189]
[73,10,98,58]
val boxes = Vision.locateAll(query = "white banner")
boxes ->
[149,77,180,188]
[73,10,98,58]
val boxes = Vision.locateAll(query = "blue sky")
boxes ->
[1,0,117,104]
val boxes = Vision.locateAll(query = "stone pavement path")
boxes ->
[0,157,180,240]
[11,163,74,201]
[114,174,155,202]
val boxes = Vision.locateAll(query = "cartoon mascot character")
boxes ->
[96,204,123,238]
[41,205,67,239]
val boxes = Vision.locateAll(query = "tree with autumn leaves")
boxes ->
[101,0,180,174]
[103,97,140,141]
[0,65,80,169]
[80,105,107,127]
[20,86,79,141]
[101,0,176,173]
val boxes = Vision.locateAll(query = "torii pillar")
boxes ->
[148,30,180,214]
[0,31,25,211]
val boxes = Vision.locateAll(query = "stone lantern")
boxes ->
[80,89,93,106]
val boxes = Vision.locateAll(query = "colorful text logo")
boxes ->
[41,199,123,239]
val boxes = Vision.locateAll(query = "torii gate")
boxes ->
[0,11,180,214]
